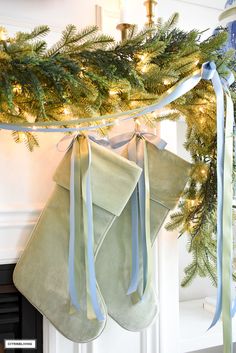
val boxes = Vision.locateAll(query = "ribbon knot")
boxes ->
[201,61,217,80]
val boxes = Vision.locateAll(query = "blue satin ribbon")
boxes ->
[201,63,233,327]
[110,131,166,298]
[201,63,235,353]
[202,62,225,329]
[109,131,167,150]
[68,134,104,321]
[127,136,150,300]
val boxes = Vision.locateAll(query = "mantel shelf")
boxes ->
[179,299,236,352]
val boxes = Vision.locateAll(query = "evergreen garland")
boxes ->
[0,14,235,286]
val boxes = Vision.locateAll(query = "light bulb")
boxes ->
[199,107,205,113]
[140,65,148,73]
[13,84,22,94]
[114,119,120,126]
[24,112,36,123]
[63,108,70,115]
[163,79,171,85]
[18,132,27,142]
[109,89,119,96]
[0,27,8,41]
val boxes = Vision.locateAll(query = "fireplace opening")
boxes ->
[0,264,43,353]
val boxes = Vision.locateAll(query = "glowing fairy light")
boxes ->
[0,27,8,41]
[63,108,70,115]
[163,79,171,85]
[141,65,148,73]
[13,84,22,94]
[114,119,120,126]
[18,132,27,142]
[199,107,205,113]
[109,89,119,96]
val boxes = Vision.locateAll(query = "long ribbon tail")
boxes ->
[202,62,234,353]
[68,137,81,311]
[206,68,225,329]
[68,135,104,321]
[127,136,152,302]
[222,87,234,353]
[136,138,152,298]
[127,137,140,297]
[142,140,152,299]
[81,136,105,321]
[137,140,147,295]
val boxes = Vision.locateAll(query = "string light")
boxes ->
[188,220,195,232]
[18,132,27,143]
[137,53,148,61]
[199,117,205,125]
[187,199,199,208]
[0,27,8,41]
[114,119,120,126]
[200,168,207,176]
[140,64,148,73]
[24,112,36,123]
[163,79,171,85]
[109,89,119,96]
[199,107,205,113]
[13,84,22,94]
[63,108,70,115]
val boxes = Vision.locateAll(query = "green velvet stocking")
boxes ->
[95,141,191,331]
[13,138,141,343]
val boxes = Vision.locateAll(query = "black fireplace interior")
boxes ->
[0,264,43,353]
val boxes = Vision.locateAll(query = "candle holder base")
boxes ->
[144,0,157,26]
[116,23,134,41]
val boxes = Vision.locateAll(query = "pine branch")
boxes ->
[15,25,50,43]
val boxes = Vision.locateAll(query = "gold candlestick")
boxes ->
[144,0,157,26]
[116,23,134,41]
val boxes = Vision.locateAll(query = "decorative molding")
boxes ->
[140,331,147,353]
[172,0,224,11]
[0,205,42,227]
[95,5,103,30]
[0,205,42,263]
[0,249,23,265]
